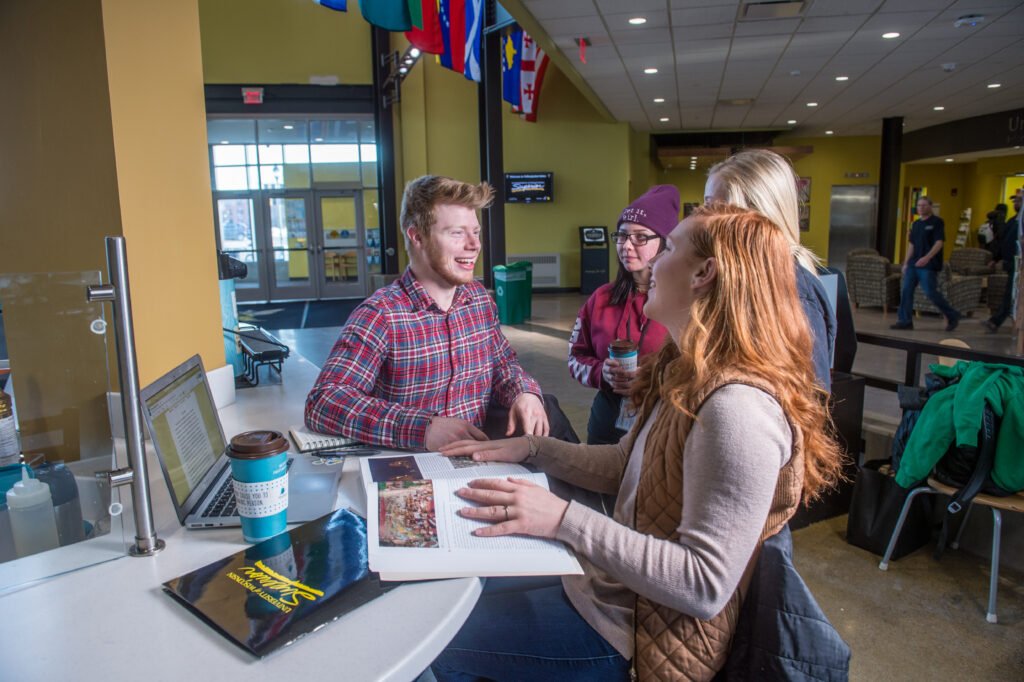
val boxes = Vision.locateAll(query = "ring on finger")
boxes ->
[503,505,509,522]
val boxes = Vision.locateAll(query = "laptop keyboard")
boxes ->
[199,458,293,519]
[201,476,236,518]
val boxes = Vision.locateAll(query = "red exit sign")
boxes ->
[241,87,264,105]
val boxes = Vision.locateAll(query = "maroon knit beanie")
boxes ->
[616,185,680,238]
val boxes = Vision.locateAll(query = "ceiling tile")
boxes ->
[542,15,610,37]
[597,0,668,14]
[798,15,871,32]
[733,17,802,36]
[522,0,598,20]
[670,5,737,26]
[805,0,883,18]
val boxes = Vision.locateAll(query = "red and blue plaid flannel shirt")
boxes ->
[304,268,542,450]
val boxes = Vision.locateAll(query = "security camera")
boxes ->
[953,14,984,28]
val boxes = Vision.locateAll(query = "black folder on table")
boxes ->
[162,509,397,657]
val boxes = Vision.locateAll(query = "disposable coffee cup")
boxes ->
[226,430,290,543]
[608,339,639,372]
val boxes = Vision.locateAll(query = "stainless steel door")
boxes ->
[829,185,878,273]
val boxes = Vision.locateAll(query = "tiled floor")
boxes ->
[273,292,1024,680]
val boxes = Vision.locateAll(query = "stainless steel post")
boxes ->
[86,237,164,557]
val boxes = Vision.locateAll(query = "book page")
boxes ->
[361,452,530,484]
[362,456,582,579]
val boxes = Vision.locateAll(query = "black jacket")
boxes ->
[718,526,851,681]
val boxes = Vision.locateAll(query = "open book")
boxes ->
[358,452,583,581]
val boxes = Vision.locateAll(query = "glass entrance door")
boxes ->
[265,194,316,300]
[214,197,265,302]
[316,192,366,298]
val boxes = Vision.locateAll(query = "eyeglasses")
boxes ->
[611,231,661,246]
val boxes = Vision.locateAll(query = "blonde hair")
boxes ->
[631,204,842,501]
[400,175,494,250]
[707,149,820,272]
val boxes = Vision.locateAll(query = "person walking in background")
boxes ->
[891,196,961,332]
[983,192,1021,333]
[568,186,675,445]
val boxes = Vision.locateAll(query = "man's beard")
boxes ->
[424,236,475,288]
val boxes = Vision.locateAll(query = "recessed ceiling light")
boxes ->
[945,158,954,162]
[988,83,1001,88]
[690,156,697,160]
[220,140,230,145]
[660,117,670,122]
[283,125,294,130]
[653,98,665,103]
[787,120,797,125]
[807,102,818,107]
[628,17,647,25]
[409,47,421,58]
[314,137,323,142]
[933,106,945,111]
[644,68,658,75]
[835,76,849,81]
[883,32,900,39]
[825,130,834,135]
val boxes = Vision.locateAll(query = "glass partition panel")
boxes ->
[0,272,128,593]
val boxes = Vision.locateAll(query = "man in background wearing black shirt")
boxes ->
[891,196,962,332]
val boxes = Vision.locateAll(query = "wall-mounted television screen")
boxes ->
[505,172,553,203]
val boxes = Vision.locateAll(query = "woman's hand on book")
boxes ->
[439,437,530,463]
[456,477,569,540]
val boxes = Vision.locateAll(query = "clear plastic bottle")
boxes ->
[35,462,85,546]
[6,468,60,558]
[0,387,19,468]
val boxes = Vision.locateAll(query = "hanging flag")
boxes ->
[502,31,522,109]
[358,0,412,32]
[515,31,549,122]
[438,0,465,75]
[406,0,443,53]
[312,0,347,10]
[463,0,483,82]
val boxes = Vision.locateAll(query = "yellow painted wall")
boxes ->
[0,1,221,461]
[102,0,223,386]
[198,0,371,84]
[394,44,633,287]
[780,135,881,264]
[902,163,969,258]
[502,66,632,286]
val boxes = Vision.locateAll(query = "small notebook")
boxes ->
[289,425,359,452]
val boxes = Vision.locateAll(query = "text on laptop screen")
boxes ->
[143,363,226,505]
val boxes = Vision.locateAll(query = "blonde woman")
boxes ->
[705,149,838,389]
[432,205,843,681]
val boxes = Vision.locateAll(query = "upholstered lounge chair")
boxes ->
[846,251,901,312]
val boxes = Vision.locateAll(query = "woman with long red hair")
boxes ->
[432,204,843,681]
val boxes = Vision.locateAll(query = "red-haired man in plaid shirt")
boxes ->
[305,175,548,451]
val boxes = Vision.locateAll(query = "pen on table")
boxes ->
[314,447,381,458]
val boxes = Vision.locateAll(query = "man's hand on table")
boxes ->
[506,393,549,437]
[425,417,488,451]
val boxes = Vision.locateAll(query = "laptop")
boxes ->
[140,354,342,529]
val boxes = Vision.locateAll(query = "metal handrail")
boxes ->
[853,331,1024,393]
[86,237,164,557]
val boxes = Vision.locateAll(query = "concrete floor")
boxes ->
[274,292,1024,680]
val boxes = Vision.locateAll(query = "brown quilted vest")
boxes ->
[631,371,804,681]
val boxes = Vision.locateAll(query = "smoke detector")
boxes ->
[941,63,957,73]
[953,14,985,28]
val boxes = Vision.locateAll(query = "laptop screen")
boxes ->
[141,355,227,507]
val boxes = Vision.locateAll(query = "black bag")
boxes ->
[846,460,932,560]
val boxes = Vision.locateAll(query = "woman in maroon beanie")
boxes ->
[568,185,678,445]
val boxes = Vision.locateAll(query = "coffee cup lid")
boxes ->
[227,430,289,459]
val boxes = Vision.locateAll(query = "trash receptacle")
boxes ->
[494,262,530,324]
[507,260,533,319]
[579,226,609,295]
